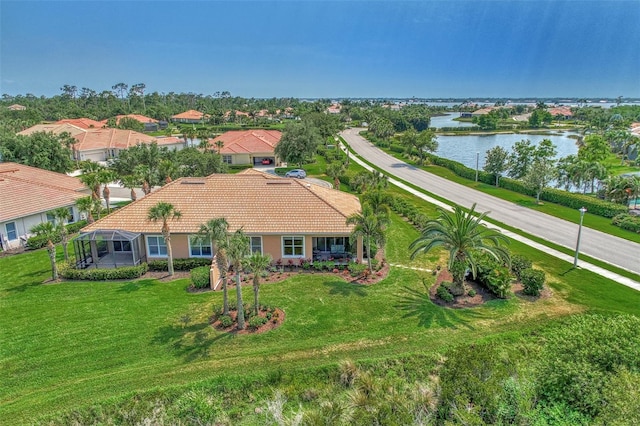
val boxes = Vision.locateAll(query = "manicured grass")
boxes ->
[4,209,640,423]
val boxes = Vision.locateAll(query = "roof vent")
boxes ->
[181,180,206,185]
[266,181,292,185]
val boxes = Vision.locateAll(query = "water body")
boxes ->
[430,112,475,128]
[435,132,580,170]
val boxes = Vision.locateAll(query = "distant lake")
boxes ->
[430,112,475,128]
[435,132,580,169]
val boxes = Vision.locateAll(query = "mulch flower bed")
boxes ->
[431,268,551,308]
[211,308,286,335]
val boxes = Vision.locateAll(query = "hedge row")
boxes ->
[59,262,149,280]
[26,220,89,250]
[387,195,431,230]
[148,258,211,271]
[612,214,640,233]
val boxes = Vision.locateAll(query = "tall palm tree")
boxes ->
[147,202,182,276]
[198,218,231,314]
[119,174,139,202]
[346,203,389,272]
[243,252,273,316]
[410,203,510,295]
[227,229,250,329]
[31,222,60,281]
[49,207,71,262]
[76,196,96,224]
[215,140,224,155]
[326,161,346,189]
[99,169,118,214]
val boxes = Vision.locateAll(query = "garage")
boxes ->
[253,157,275,165]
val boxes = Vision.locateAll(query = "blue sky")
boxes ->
[1,1,639,98]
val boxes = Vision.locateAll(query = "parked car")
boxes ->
[285,169,307,179]
[261,158,273,165]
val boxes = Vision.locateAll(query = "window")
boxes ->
[250,236,262,254]
[189,236,212,257]
[113,240,132,252]
[67,207,75,223]
[5,222,17,241]
[313,237,349,254]
[222,155,232,164]
[147,236,167,257]
[46,213,56,224]
[282,236,304,257]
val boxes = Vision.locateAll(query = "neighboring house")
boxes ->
[7,104,26,111]
[101,114,164,132]
[631,122,640,137]
[0,162,90,250]
[212,129,282,166]
[76,170,363,274]
[55,118,105,129]
[471,107,495,116]
[170,110,209,123]
[548,107,573,120]
[17,123,87,138]
[327,103,341,114]
[71,129,184,162]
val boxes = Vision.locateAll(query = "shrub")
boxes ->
[520,268,545,296]
[539,314,640,417]
[475,253,512,298]
[65,220,88,234]
[190,266,210,289]
[27,233,61,250]
[467,289,477,297]
[612,213,640,233]
[347,261,367,277]
[511,255,532,280]
[248,316,267,329]
[219,315,233,327]
[148,258,211,271]
[59,262,148,280]
[436,283,454,302]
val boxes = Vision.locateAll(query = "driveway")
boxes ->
[341,128,640,275]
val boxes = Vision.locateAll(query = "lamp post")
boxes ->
[475,152,479,182]
[573,207,587,267]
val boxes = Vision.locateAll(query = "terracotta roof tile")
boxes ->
[55,118,105,129]
[0,163,89,222]
[213,130,282,155]
[17,123,87,137]
[82,173,360,235]
[171,110,209,120]
[72,129,158,151]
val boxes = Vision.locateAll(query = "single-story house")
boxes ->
[17,123,87,138]
[101,114,165,132]
[71,129,185,162]
[471,107,496,116]
[76,170,363,276]
[0,162,90,250]
[327,103,341,114]
[548,107,573,120]
[211,129,282,166]
[171,110,210,124]
[55,118,105,129]
[7,104,27,111]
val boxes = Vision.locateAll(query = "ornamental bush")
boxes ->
[612,213,640,233]
[59,262,148,280]
[437,283,454,302]
[511,255,532,280]
[520,268,545,296]
[475,253,512,299]
[148,258,211,271]
[248,316,268,329]
[190,266,211,289]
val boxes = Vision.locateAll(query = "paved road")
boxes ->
[341,128,640,275]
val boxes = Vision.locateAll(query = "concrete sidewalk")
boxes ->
[339,142,640,293]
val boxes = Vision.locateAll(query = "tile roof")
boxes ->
[82,172,361,235]
[8,104,26,110]
[0,162,89,222]
[171,110,208,120]
[72,129,158,151]
[55,118,105,129]
[17,123,87,137]
[213,130,282,155]
[104,114,159,126]
[548,107,573,117]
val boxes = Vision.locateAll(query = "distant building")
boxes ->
[101,114,164,131]
[72,129,184,162]
[170,110,210,124]
[0,162,90,250]
[211,130,282,166]
[548,107,573,120]
[55,118,105,129]
[7,104,26,111]
[326,103,341,114]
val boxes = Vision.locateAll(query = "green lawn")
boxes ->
[3,208,640,423]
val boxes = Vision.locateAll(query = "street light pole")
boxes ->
[475,152,479,182]
[573,207,587,267]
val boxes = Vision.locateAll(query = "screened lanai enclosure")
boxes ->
[74,229,145,269]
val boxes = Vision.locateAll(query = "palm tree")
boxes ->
[346,203,389,271]
[215,140,224,155]
[243,252,273,316]
[147,202,182,276]
[31,222,60,280]
[361,190,391,218]
[198,218,231,314]
[76,196,96,224]
[48,207,71,262]
[326,161,346,189]
[119,174,139,202]
[99,169,118,214]
[410,203,510,295]
[227,229,250,329]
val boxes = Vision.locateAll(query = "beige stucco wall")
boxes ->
[232,154,251,165]
[1,206,80,250]
[262,235,284,261]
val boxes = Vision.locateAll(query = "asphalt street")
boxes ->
[341,128,640,276]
